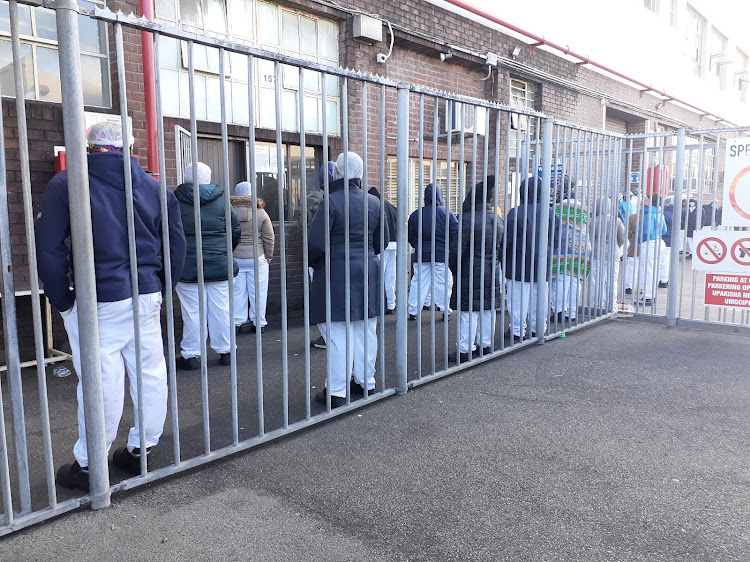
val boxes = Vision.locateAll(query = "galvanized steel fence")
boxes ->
[1,1,734,536]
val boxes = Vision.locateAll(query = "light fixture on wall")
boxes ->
[655,102,663,110]
[510,46,521,59]
[440,52,453,62]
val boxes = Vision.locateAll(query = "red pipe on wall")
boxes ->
[140,0,159,177]
[442,0,734,126]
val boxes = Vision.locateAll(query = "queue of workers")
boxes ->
[35,121,649,492]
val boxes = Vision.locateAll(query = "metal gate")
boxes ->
[0,1,666,536]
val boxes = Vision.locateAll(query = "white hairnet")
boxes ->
[86,121,134,148]
[184,162,212,184]
[235,181,252,196]
[332,152,363,181]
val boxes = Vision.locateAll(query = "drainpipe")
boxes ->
[140,0,159,178]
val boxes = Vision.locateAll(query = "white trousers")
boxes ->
[234,256,270,328]
[381,246,397,310]
[458,311,495,353]
[659,245,671,284]
[588,256,620,309]
[318,318,377,397]
[624,256,636,289]
[506,280,547,338]
[551,273,580,319]
[62,293,167,467]
[408,262,452,315]
[177,281,232,357]
[638,240,664,299]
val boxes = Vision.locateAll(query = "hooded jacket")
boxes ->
[588,196,625,258]
[35,152,187,312]
[449,178,504,311]
[368,187,398,248]
[231,195,275,260]
[407,183,458,263]
[503,177,560,283]
[175,182,241,283]
[307,177,390,324]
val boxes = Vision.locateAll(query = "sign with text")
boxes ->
[704,273,750,309]
[722,138,750,226]
[692,231,750,274]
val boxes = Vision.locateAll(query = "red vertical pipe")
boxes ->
[140,0,159,177]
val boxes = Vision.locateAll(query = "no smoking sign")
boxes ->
[723,139,750,226]
[693,231,750,274]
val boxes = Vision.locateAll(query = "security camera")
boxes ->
[376,53,387,64]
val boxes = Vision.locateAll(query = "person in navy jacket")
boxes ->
[35,121,186,491]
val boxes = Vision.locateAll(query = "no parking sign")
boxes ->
[722,138,750,226]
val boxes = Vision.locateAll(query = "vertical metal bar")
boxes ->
[115,23,147,475]
[395,85,410,394]
[443,101,453,364]
[527,119,541,337]
[489,109,500,352]
[298,67,311,417]
[152,33,181,465]
[187,41,211,454]
[322,73,332,410]
[478,108,489,356]
[273,61,289,426]
[247,56,264,435]
[55,0,109,509]
[342,82,352,405]
[378,85,386,390]
[499,112,511,346]
[416,95,424,377]
[667,129,685,326]
[9,0,56,507]
[362,82,370,395]
[536,118,554,340]
[455,104,466,360]
[430,97,439,374]
[467,107,479,358]
[218,48,238,445]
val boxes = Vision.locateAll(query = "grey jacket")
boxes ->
[231,195,275,260]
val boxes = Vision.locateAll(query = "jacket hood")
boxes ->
[594,196,612,217]
[175,182,225,206]
[368,186,382,199]
[87,152,146,190]
[230,195,255,207]
[424,183,444,206]
[519,177,542,205]
[554,175,577,203]
[462,176,496,213]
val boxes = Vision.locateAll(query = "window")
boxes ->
[386,157,464,215]
[669,0,677,27]
[686,7,705,78]
[709,27,727,90]
[736,49,749,104]
[643,0,659,14]
[0,0,109,106]
[156,0,339,133]
[509,78,537,157]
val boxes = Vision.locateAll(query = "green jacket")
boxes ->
[175,182,241,283]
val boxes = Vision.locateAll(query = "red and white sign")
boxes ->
[705,273,750,309]
[722,138,750,226]
[692,231,750,274]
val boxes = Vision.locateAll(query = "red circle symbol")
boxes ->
[696,237,727,265]
[729,166,750,221]
[730,238,750,266]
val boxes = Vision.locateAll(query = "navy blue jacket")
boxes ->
[308,177,389,324]
[407,183,458,263]
[504,178,560,283]
[35,152,187,312]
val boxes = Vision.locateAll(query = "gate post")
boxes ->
[666,129,685,327]
[535,118,554,342]
[55,0,110,509]
[395,84,410,394]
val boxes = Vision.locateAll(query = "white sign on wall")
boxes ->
[722,138,750,227]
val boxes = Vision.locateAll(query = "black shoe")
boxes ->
[249,325,266,334]
[314,389,346,408]
[385,308,395,315]
[176,356,199,370]
[350,380,375,397]
[423,305,431,311]
[551,312,564,324]
[112,446,150,475]
[441,312,451,322]
[504,333,519,346]
[625,287,633,295]
[219,353,231,366]
[56,461,89,492]
[473,347,491,357]
[448,351,471,363]
[408,314,417,321]
[658,281,668,288]
[235,325,242,336]
[311,336,326,349]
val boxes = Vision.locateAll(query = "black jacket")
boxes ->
[504,178,560,283]
[407,183,458,263]
[368,187,397,247]
[308,178,390,324]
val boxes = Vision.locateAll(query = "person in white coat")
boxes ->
[231,181,275,334]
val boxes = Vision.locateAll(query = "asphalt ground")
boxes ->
[2,318,749,561]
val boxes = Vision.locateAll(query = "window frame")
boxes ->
[509,78,537,158]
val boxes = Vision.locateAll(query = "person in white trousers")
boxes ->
[35,122,186,490]
[231,181,275,333]
[633,194,667,305]
[368,186,398,314]
[308,152,390,408]
[174,162,241,369]
[619,189,639,294]
[587,197,625,310]
[407,183,458,320]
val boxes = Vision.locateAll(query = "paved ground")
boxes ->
[2,318,749,561]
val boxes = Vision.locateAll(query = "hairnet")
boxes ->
[184,162,212,184]
[235,181,252,196]
[332,152,363,181]
[86,121,133,148]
